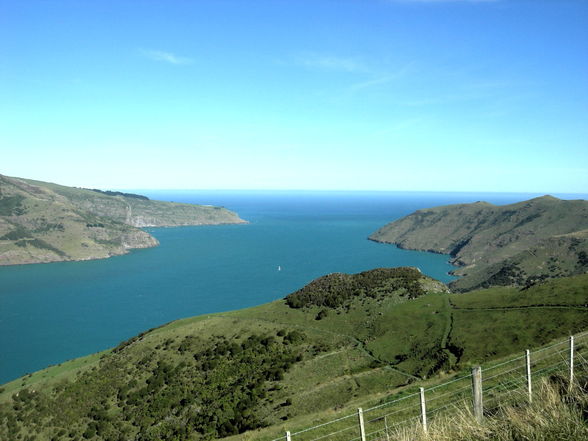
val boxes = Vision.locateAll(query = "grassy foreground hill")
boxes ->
[1,269,587,441]
[369,196,588,291]
[0,174,245,265]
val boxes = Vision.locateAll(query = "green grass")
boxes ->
[451,273,588,309]
[388,376,588,441]
[0,351,105,403]
[451,308,588,363]
[1,272,587,441]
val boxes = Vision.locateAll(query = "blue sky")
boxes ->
[1,0,587,192]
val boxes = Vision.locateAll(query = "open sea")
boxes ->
[0,190,584,384]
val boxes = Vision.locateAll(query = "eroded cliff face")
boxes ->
[0,174,244,266]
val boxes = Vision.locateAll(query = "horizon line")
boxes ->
[116,188,588,197]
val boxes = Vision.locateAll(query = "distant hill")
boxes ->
[1,270,587,440]
[0,174,245,265]
[369,196,588,291]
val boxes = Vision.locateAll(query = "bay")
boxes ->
[0,191,578,384]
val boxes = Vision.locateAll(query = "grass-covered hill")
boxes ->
[369,196,588,291]
[0,174,245,265]
[1,269,587,441]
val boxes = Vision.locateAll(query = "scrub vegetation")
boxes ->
[1,271,587,440]
[284,267,439,309]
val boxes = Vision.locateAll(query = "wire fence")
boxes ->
[274,331,588,441]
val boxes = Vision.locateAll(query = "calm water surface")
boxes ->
[0,191,579,383]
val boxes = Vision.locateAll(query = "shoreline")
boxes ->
[0,220,248,267]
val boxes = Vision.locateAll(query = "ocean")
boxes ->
[0,190,578,384]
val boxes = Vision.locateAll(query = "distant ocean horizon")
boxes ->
[1,190,586,384]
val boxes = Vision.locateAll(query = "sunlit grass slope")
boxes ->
[0,270,587,440]
[390,376,588,441]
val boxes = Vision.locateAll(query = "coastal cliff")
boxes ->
[0,174,245,265]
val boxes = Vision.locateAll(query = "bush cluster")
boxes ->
[285,267,426,309]
[0,330,306,441]
[0,195,26,216]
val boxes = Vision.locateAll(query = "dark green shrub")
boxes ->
[0,195,25,216]
[315,309,328,320]
[285,267,426,309]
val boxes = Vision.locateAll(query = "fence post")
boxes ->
[358,407,366,441]
[526,349,532,403]
[570,335,575,389]
[286,431,291,441]
[420,387,428,433]
[471,366,483,422]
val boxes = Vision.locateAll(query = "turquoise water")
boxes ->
[0,191,576,384]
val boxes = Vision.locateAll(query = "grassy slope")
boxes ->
[30,178,245,227]
[0,175,244,265]
[0,174,157,265]
[390,377,588,441]
[1,271,587,441]
[457,230,588,291]
[369,196,588,291]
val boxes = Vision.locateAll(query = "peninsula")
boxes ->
[369,196,588,291]
[0,174,246,265]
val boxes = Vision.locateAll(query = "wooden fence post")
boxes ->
[471,366,483,422]
[286,430,291,441]
[570,335,575,389]
[358,407,366,441]
[420,387,428,433]
[526,349,532,403]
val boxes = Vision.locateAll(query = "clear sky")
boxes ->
[1,0,587,192]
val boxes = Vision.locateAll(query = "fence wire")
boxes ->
[272,333,588,441]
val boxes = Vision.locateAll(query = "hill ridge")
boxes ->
[369,196,588,291]
[0,174,245,265]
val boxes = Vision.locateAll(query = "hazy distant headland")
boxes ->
[0,174,246,266]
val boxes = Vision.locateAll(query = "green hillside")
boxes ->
[0,174,245,265]
[456,229,588,291]
[369,196,588,291]
[1,270,587,441]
